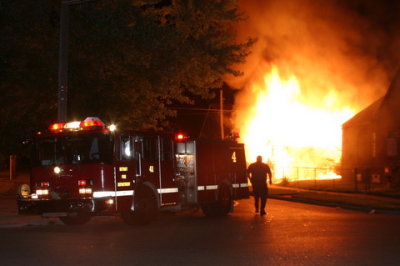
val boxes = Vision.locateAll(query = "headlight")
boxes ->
[79,188,92,195]
[36,189,49,195]
[54,166,61,174]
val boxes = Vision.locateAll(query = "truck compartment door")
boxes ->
[175,140,197,206]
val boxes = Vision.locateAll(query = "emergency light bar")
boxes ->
[64,121,81,130]
[175,133,188,141]
[48,117,106,133]
[80,117,105,129]
[49,122,65,132]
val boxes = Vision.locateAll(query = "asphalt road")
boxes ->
[1,198,399,266]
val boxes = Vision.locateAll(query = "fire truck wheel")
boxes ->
[201,184,232,217]
[122,187,158,225]
[59,213,91,226]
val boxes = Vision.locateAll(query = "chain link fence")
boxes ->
[274,166,397,193]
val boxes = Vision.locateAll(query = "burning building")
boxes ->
[232,65,355,182]
[226,0,398,183]
[342,71,400,187]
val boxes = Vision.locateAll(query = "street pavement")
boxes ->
[1,172,400,227]
[2,198,400,265]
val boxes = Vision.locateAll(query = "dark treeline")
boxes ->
[0,0,253,160]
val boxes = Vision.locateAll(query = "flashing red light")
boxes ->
[80,117,105,129]
[176,133,186,141]
[49,123,65,132]
[40,182,50,187]
[229,132,240,139]
[78,180,87,186]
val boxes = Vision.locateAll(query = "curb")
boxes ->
[270,195,400,215]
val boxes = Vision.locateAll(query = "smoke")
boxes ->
[228,0,400,112]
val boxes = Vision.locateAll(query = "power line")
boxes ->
[170,107,234,113]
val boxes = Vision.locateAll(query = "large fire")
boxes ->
[228,0,390,182]
[235,66,355,182]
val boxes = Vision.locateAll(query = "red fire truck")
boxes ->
[17,117,249,225]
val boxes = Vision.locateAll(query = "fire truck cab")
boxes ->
[17,118,249,225]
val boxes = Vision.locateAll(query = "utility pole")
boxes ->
[58,1,70,122]
[220,89,224,140]
[57,0,94,123]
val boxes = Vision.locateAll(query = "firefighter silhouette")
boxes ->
[247,155,272,215]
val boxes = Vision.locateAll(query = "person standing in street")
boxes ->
[247,155,272,215]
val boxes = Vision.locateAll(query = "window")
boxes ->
[160,137,173,161]
[386,137,398,157]
[33,134,113,166]
[121,136,132,160]
[143,137,158,160]
[176,141,194,155]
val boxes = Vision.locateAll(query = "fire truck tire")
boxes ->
[201,184,232,217]
[122,187,158,225]
[59,213,91,226]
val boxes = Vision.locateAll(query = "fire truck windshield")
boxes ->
[32,133,113,167]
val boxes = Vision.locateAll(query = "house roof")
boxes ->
[381,69,400,107]
[342,69,400,129]
[342,97,383,129]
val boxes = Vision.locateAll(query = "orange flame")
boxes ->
[235,66,355,181]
